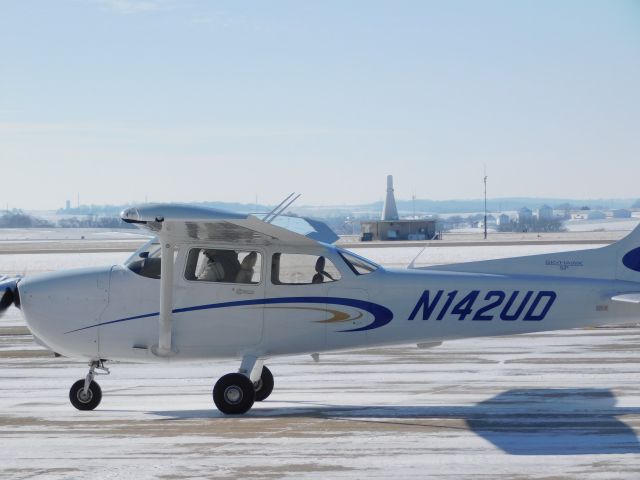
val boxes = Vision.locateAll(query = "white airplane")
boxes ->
[1,203,639,415]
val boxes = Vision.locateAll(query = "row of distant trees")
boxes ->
[0,210,135,229]
[0,211,54,228]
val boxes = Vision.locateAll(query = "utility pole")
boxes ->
[412,194,416,219]
[483,168,488,240]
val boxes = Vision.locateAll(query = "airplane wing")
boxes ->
[121,203,338,246]
[611,293,640,305]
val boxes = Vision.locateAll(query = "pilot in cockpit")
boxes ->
[198,250,224,282]
[198,249,241,282]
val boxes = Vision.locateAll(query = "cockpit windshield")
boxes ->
[338,249,379,275]
[125,238,162,279]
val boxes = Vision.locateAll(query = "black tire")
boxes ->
[213,373,255,415]
[69,379,102,411]
[254,366,274,402]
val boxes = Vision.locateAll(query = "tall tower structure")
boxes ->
[381,175,399,221]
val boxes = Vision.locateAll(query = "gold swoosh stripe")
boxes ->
[260,306,363,323]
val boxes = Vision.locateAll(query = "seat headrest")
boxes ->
[241,251,258,269]
[315,256,325,273]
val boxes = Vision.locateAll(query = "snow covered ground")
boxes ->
[0,228,149,242]
[564,217,640,232]
[1,242,639,479]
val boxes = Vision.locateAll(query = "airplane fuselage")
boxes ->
[19,244,639,363]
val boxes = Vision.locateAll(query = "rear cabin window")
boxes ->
[271,253,341,285]
[185,248,262,284]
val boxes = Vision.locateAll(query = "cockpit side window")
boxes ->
[185,248,262,284]
[125,240,162,279]
[271,253,341,285]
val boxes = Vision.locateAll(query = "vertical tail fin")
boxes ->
[614,223,640,283]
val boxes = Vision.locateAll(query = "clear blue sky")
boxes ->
[1,0,639,209]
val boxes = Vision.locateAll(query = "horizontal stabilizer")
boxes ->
[611,293,640,304]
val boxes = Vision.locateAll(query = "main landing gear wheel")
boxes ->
[213,373,255,415]
[254,366,274,402]
[69,379,102,411]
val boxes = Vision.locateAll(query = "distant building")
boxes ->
[478,215,496,229]
[360,175,437,241]
[518,207,533,223]
[587,211,606,220]
[361,219,437,241]
[612,209,632,219]
[497,213,510,226]
[65,200,71,210]
[536,205,553,220]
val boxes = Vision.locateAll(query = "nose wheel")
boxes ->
[69,360,109,411]
[69,379,102,410]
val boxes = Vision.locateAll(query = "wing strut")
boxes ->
[153,233,177,357]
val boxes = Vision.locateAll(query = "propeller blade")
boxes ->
[0,276,21,316]
[13,285,20,309]
[0,288,14,314]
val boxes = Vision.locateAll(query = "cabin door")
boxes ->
[174,247,265,349]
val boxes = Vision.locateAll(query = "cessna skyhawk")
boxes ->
[1,203,639,414]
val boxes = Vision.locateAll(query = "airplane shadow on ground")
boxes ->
[151,388,640,456]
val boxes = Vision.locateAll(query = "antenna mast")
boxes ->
[267,193,301,224]
[483,167,488,240]
[262,192,302,224]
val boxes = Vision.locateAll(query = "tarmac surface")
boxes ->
[1,234,639,479]
[1,328,639,479]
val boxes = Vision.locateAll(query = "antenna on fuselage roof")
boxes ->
[262,193,294,223]
[263,193,302,224]
[407,244,428,269]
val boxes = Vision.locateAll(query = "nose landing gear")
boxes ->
[69,360,109,411]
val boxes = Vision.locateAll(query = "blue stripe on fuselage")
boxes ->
[64,297,394,334]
